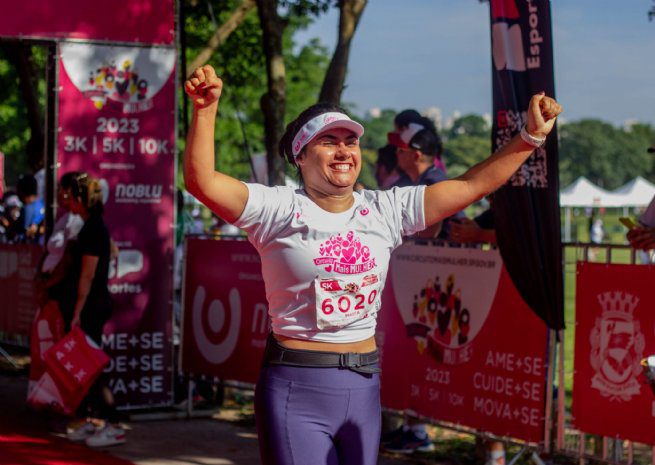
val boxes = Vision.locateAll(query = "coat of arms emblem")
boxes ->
[589,291,644,401]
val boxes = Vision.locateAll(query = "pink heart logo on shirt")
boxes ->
[325,266,332,272]
[342,247,355,263]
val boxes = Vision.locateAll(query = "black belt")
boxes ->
[264,334,381,375]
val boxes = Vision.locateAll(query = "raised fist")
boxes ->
[526,93,562,139]
[184,65,223,110]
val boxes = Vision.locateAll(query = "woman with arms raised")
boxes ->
[184,64,561,465]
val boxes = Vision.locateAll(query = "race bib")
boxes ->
[315,273,383,330]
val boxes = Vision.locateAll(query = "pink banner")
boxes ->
[0,244,41,339]
[181,238,270,384]
[0,0,174,45]
[57,43,176,408]
[377,244,549,443]
[572,263,655,445]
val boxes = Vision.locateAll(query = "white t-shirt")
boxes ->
[234,184,426,343]
[41,212,84,273]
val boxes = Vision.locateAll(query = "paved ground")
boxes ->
[0,370,420,465]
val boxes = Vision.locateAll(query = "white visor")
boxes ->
[291,112,365,157]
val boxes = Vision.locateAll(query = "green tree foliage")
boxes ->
[558,119,655,189]
[443,114,491,178]
[182,0,330,184]
[0,45,46,187]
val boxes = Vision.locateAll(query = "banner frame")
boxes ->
[54,41,177,410]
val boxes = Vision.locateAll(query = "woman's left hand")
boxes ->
[71,315,81,328]
[526,93,563,139]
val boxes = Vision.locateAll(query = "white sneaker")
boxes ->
[85,425,126,447]
[67,421,97,442]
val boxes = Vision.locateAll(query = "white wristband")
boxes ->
[520,126,546,148]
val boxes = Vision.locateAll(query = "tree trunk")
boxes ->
[187,0,257,77]
[256,0,287,186]
[318,0,367,105]
[4,43,44,171]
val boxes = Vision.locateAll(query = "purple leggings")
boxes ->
[255,364,381,465]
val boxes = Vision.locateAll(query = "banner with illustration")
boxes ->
[377,244,549,443]
[56,43,176,408]
[572,263,655,445]
[488,0,563,330]
[0,0,174,45]
[181,238,270,384]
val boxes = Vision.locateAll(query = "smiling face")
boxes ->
[296,127,362,195]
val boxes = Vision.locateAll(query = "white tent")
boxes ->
[559,176,655,241]
[560,177,622,242]
[611,176,655,207]
[559,176,622,208]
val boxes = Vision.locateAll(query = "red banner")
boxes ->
[181,238,270,384]
[57,43,176,408]
[0,244,41,339]
[0,0,174,45]
[572,263,655,445]
[377,244,549,443]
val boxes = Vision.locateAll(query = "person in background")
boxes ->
[375,144,402,189]
[395,109,447,175]
[63,173,125,448]
[38,172,85,307]
[0,192,22,243]
[387,120,454,240]
[16,174,45,243]
[449,195,497,245]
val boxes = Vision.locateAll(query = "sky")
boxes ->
[294,0,655,126]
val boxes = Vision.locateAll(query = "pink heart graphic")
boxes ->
[325,266,332,272]
[342,247,355,263]
[325,245,332,255]
[319,247,325,255]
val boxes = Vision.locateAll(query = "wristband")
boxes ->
[520,126,546,148]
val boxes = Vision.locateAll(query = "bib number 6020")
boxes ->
[321,290,378,315]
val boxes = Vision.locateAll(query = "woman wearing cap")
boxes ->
[184,65,561,465]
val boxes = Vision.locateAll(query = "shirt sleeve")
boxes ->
[377,185,426,247]
[232,183,295,247]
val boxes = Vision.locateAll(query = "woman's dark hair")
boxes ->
[376,144,398,172]
[71,173,104,216]
[394,109,422,129]
[59,171,81,190]
[278,102,349,166]
[17,174,38,198]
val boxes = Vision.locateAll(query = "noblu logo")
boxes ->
[491,0,544,72]
[114,183,163,204]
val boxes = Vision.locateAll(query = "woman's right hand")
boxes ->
[184,65,223,111]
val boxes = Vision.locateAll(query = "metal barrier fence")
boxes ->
[557,243,653,465]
